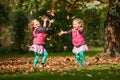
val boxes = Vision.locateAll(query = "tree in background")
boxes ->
[10,0,28,52]
[83,0,107,46]
[104,0,120,57]
[0,0,111,53]
[0,1,9,48]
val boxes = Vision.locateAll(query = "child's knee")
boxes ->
[35,53,40,57]
[75,54,80,60]
[44,51,48,57]
[79,51,84,56]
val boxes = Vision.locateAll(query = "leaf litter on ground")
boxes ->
[0,53,120,75]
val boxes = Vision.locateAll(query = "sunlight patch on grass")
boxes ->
[88,47,103,51]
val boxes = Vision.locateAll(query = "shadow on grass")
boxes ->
[0,69,120,80]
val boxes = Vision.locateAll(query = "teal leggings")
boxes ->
[32,51,48,67]
[75,51,86,66]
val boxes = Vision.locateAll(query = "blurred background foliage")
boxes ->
[0,0,108,53]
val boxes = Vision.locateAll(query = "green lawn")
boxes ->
[0,47,120,80]
[0,47,103,58]
[0,67,120,80]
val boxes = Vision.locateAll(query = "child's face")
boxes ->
[33,19,41,28]
[72,20,81,28]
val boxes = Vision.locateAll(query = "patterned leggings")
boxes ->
[75,51,86,66]
[33,51,48,67]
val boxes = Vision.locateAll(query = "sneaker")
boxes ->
[83,62,89,66]
[40,63,45,68]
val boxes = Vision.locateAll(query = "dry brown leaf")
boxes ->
[86,74,93,77]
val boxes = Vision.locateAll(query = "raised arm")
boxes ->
[48,19,55,27]
[58,29,72,36]
[43,17,48,27]
[40,15,49,27]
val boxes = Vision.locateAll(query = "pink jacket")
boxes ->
[33,27,46,45]
[72,28,85,46]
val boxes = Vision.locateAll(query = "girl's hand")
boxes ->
[40,15,49,22]
[43,17,49,22]
[49,19,55,23]
[40,15,49,27]
[48,19,55,27]
[58,30,66,36]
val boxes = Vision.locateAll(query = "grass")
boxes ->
[0,47,120,80]
[0,68,120,80]
[0,47,103,58]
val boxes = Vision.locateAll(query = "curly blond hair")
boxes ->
[28,19,37,32]
[72,18,84,28]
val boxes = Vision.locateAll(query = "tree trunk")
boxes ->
[104,0,120,57]
[0,26,2,48]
